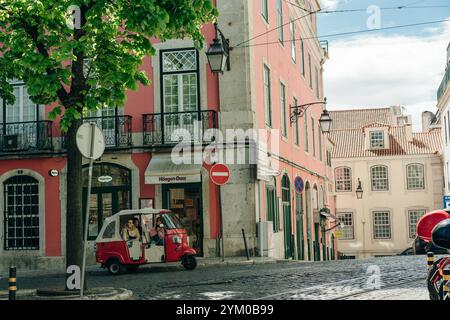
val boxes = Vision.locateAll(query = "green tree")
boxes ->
[0,0,216,289]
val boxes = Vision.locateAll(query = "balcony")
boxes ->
[438,66,450,103]
[62,115,133,150]
[0,120,53,154]
[143,110,218,146]
[82,115,132,149]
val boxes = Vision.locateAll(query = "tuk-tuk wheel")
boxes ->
[182,255,197,270]
[107,260,123,275]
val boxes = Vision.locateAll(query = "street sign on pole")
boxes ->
[76,123,105,160]
[76,123,105,298]
[210,163,231,186]
[294,176,304,194]
[210,164,230,262]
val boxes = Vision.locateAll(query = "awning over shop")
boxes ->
[145,153,202,184]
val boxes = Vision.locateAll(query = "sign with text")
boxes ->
[145,174,201,185]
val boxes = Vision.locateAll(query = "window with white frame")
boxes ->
[264,65,272,127]
[308,53,312,88]
[311,118,316,157]
[370,131,385,149]
[280,83,287,137]
[4,84,38,124]
[406,164,425,190]
[373,211,391,239]
[290,19,296,62]
[371,166,389,191]
[315,66,320,99]
[161,49,198,114]
[277,0,284,44]
[337,213,354,240]
[408,209,425,239]
[304,109,309,152]
[301,40,305,76]
[335,167,352,192]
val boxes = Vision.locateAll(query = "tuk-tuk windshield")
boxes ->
[161,213,183,230]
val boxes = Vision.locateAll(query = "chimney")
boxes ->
[422,111,434,132]
[405,124,413,142]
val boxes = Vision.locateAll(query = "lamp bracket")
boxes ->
[290,99,327,125]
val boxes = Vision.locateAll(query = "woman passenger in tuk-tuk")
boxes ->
[122,219,141,241]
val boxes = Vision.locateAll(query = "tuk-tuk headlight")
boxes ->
[173,235,182,245]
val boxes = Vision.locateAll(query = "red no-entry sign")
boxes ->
[210,163,231,186]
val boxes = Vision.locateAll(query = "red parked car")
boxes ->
[95,208,197,275]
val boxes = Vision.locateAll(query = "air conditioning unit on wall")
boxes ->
[257,221,274,258]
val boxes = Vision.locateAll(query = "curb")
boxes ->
[0,288,133,301]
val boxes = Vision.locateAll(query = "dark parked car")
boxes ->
[414,236,448,255]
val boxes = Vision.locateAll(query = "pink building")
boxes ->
[0,0,336,271]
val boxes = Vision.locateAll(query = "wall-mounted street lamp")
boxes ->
[290,97,332,134]
[356,178,363,200]
[206,23,232,73]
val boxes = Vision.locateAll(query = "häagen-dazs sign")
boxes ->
[145,174,200,185]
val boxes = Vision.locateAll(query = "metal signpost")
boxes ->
[210,164,231,262]
[76,123,105,298]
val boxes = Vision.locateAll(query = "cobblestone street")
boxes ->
[0,256,432,300]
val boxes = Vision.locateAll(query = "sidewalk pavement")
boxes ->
[0,288,133,300]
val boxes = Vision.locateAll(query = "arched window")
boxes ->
[335,167,352,192]
[313,185,319,210]
[4,175,39,250]
[371,165,389,191]
[406,164,425,190]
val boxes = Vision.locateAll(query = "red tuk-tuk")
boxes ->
[95,208,197,275]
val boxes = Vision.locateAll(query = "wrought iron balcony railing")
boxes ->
[83,115,132,148]
[438,66,450,103]
[62,115,132,150]
[143,110,218,146]
[0,120,53,153]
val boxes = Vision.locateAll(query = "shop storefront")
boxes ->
[83,163,132,240]
[145,154,205,256]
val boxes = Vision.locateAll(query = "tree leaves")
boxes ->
[0,0,217,131]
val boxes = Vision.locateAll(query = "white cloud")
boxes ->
[319,0,348,10]
[324,19,450,131]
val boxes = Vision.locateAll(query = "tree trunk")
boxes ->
[65,119,84,291]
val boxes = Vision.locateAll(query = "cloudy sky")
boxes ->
[318,0,450,131]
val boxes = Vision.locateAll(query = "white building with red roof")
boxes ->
[329,106,443,259]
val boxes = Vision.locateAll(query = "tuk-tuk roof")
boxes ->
[116,208,173,216]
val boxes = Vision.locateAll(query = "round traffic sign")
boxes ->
[76,123,106,160]
[294,176,304,194]
[210,164,231,186]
